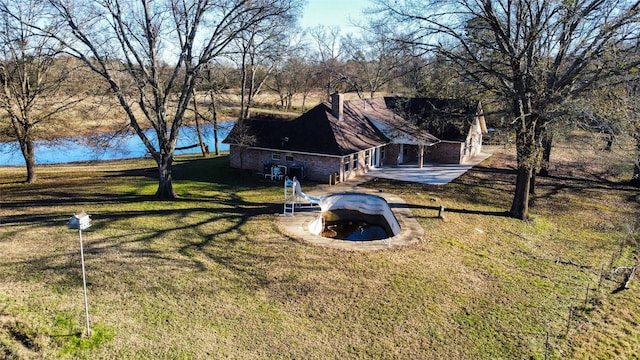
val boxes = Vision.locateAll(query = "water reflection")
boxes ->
[0,122,232,166]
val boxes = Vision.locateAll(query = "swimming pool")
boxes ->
[308,193,401,241]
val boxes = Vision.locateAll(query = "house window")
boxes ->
[343,156,350,172]
[352,155,358,170]
[364,150,370,167]
[381,147,386,160]
[285,152,294,162]
[272,152,281,160]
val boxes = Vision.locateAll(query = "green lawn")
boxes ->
[1,143,638,359]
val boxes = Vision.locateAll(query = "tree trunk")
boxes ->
[510,102,537,220]
[539,131,553,177]
[511,165,532,220]
[239,149,245,170]
[243,57,257,120]
[155,154,177,199]
[529,170,536,195]
[286,93,292,110]
[212,101,220,156]
[194,113,208,157]
[23,139,37,184]
[242,64,255,120]
[632,134,640,187]
[14,123,37,183]
[244,61,272,119]
[301,93,308,112]
[240,51,248,121]
[192,94,208,157]
[530,118,548,196]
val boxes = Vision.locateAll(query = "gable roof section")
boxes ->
[355,97,440,146]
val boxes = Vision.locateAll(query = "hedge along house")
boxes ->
[223,93,440,183]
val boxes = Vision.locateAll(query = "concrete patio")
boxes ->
[362,147,496,185]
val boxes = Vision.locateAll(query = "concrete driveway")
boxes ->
[363,148,496,185]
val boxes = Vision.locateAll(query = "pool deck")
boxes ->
[278,183,424,251]
[278,148,496,250]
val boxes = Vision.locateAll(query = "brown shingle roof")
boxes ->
[357,97,440,145]
[223,96,440,156]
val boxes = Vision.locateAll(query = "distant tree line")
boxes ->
[0,0,638,221]
[0,0,462,189]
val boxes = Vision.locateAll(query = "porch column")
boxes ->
[398,144,404,165]
[418,144,424,168]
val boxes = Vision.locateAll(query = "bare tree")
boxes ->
[375,0,640,219]
[224,119,255,170]
[271,57,297,110]
[189,91,209,157]
[403,54,474,99]
[629,88,640,187]
[197,62,233,156]
[296,57,319,112]
[234,13,294,120]
[570,76,640,186]
[341,28,405,98]
[43,0,298,199]
[308,25,346,98]
[616,43,640,186]
[0,0,85,183]
[267,30,310,111]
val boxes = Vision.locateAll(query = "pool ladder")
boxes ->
[283,177,296,216]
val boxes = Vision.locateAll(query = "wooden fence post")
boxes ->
[565,306,573,337]
[584,284,590,309]
[544,331,550,360]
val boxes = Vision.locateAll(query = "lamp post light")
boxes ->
[68,211,92,337]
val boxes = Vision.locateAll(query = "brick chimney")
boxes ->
[331,92,344,121]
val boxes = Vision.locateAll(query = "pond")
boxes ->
[0,122,232,166]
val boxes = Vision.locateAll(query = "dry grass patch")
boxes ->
[1,138,639,358]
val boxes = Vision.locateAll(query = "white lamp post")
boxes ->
[68,211,92,337]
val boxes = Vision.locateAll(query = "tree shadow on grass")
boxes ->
[0,155,379,329]
[1,192,284,295]
[364,174,513,217]
[368,150,639,220]
[1,158,286,293]
[528,173,640,212]
[398,203,511,218]
[110,155,278,191]
[1,156,286,229]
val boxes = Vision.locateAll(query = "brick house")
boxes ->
[223,93,485,183]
